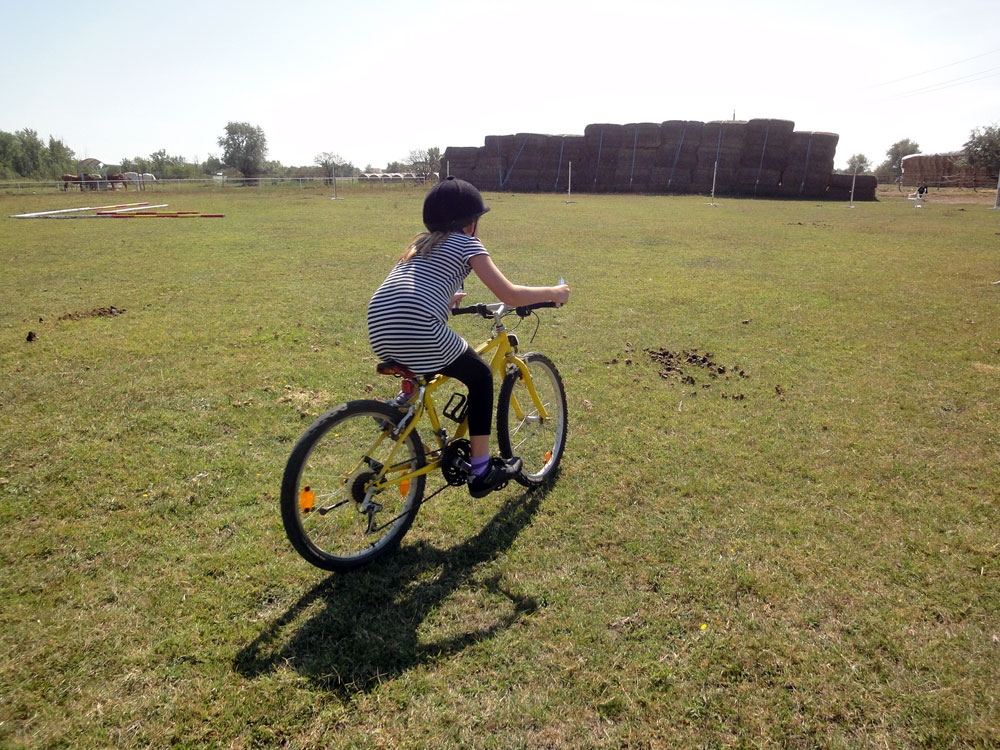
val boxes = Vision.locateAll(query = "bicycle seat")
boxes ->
[376,360,418,379]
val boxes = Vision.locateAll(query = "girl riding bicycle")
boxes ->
[367,176,570,498]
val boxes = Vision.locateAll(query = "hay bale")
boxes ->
[657,125,701,169]
[508,134,568,191]
[583,125,626,192]
[698,121,747,170]
[899,152,986,188]
[504,169,541,192]
[442,119,845,197]
[692,122,745,192]
[584,123,626,149]
[624,122,662,149]
[735,167,782,197]
[826,173,877,201]
[827,172,856,189]
[481,134,524,189]
[544,135,586,191]
[853,174,878,200]
[740,118,794,172]
[654,120,702,191]
[778,131,838,197]
[441,146,481,180]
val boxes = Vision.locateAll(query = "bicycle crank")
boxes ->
[440,438,471,486]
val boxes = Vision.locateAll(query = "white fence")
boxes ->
[0,175,435,194]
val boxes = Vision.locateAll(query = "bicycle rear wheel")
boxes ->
[497,352,567,487]
[280,400,426,572]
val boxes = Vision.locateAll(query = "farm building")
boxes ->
[442,118,879,201]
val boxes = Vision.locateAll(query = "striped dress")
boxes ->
[367,233,489,374]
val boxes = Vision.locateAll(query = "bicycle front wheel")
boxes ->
[280,400,426,572]
[497,352,567,487]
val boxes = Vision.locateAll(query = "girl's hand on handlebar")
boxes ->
[450,290,468,308]
[551,284,570,306]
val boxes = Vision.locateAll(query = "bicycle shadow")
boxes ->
[233,486,548,698]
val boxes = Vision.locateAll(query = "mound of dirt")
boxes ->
[58,306,126,321]
[645,346,750,400]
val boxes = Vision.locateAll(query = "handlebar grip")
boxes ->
[451,303,489,317]
[515,301,557,317]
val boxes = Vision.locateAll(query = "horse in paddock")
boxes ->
[123,172,156,191]
[107,173,127,190]
[61,174,82,191]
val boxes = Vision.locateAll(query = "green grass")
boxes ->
[1,184,998,747]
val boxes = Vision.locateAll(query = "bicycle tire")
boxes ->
[280,400,426,572]
[497,352,568,487]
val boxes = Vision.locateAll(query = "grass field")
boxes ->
[1,183,998,747]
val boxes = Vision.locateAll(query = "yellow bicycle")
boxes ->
[280,301,567,572]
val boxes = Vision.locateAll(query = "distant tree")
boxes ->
[202,155,224,175]
[148,149,170,175]
[385,161,406,173]
[158,151,200,179]
[121,156,151,174]
[962,124,1000,184]
[315,152,347,184]
[218,122,268,179]
[43,136,75,178]
[264,159,290,177]
[14,129,44,177]
[406,148,441,176]
[875,139,920,184]
[843,154,872,174]
[0,131,18,178]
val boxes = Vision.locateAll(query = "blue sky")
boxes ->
[4,0,997,170]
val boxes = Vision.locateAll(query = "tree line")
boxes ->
[0,121,442,182]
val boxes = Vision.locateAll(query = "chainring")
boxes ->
[440,438,471,486]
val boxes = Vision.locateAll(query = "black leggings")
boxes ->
[437,348,493,437]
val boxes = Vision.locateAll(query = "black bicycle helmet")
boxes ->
[423,176,490,232]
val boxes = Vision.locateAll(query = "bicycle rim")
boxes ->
[280,401,426,572]
[497,352,567,487]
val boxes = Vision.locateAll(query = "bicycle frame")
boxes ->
[280,298,565,571]
[366,303,551,495]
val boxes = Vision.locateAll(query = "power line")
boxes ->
[873,46,1000,87]
[886,66,1000,100]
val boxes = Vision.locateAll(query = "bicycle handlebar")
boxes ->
[451,301,558,319]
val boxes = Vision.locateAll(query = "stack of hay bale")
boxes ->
[899,152,994,189]
[441,118,876,200]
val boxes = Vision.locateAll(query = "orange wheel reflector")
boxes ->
[398,479,410,496]
[299,486,316,513]
[544,450,553,462]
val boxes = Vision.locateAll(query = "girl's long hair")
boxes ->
[400,231,449,262]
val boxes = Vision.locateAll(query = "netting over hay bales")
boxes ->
[900,152,995,188]
[441,116,864,199]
